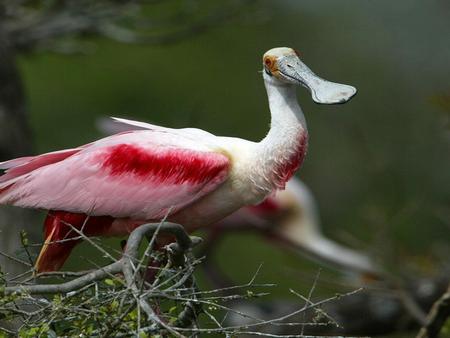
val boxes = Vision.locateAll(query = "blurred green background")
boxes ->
[16,0,449,312]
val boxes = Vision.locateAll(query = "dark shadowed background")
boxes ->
[2,0,449,336]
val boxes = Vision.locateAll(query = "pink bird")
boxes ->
[0,47,356,272]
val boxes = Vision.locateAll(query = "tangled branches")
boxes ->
[0,222,365,337]
[1,221,448,337]
[1,222,206,336]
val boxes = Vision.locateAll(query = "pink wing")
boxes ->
[0,149,82,183]
[0,130,230,220]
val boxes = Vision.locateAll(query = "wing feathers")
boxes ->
[110,117,162,131]
[0,156,35,170]
[1,133,230,220]
[0,148,81,184]
[101,144,227,184]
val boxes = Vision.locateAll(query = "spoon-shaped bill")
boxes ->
[308,79,357,105]
[277,55,357,104]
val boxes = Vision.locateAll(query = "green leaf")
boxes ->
[19,230,29,247]
[104,278,115,286]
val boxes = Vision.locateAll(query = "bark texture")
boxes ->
[0,26,37,276]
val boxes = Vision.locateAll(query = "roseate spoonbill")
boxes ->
[98,120,378,278]
[0,47,356,272]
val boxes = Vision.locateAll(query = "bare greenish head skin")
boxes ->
[263,47,357,104]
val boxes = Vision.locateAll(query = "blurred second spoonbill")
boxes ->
[200,177,380,282]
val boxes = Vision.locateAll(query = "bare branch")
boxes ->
[0,250,31,268]
[5,261,122,295]
[416,284,450,338]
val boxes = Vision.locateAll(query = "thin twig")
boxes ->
[416,284,450,338]
[4,261,122,295]
[0,250,32,267]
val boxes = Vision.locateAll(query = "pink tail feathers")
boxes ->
[0,148,82,204]
[0,148,81,184]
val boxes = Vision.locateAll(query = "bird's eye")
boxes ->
[264,58,273,76]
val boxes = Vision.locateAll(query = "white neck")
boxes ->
[251,74,308,193]
[263,75,307,136]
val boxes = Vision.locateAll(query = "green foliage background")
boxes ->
[16,0,449,310]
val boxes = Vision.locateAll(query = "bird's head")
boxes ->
[263,47,357,104]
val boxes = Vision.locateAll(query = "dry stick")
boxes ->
[27,235,84,247]
[0,325,17,336]
[62,220,116,262]
[10,269,96,285]
[5,268,34,283]
[300,269,321,336]
[224,332,362,338]
[35,270,96,278]
[290,289,340,329]
[0,250,32,267]
[416,284,450,338]
[4,261,122,295]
